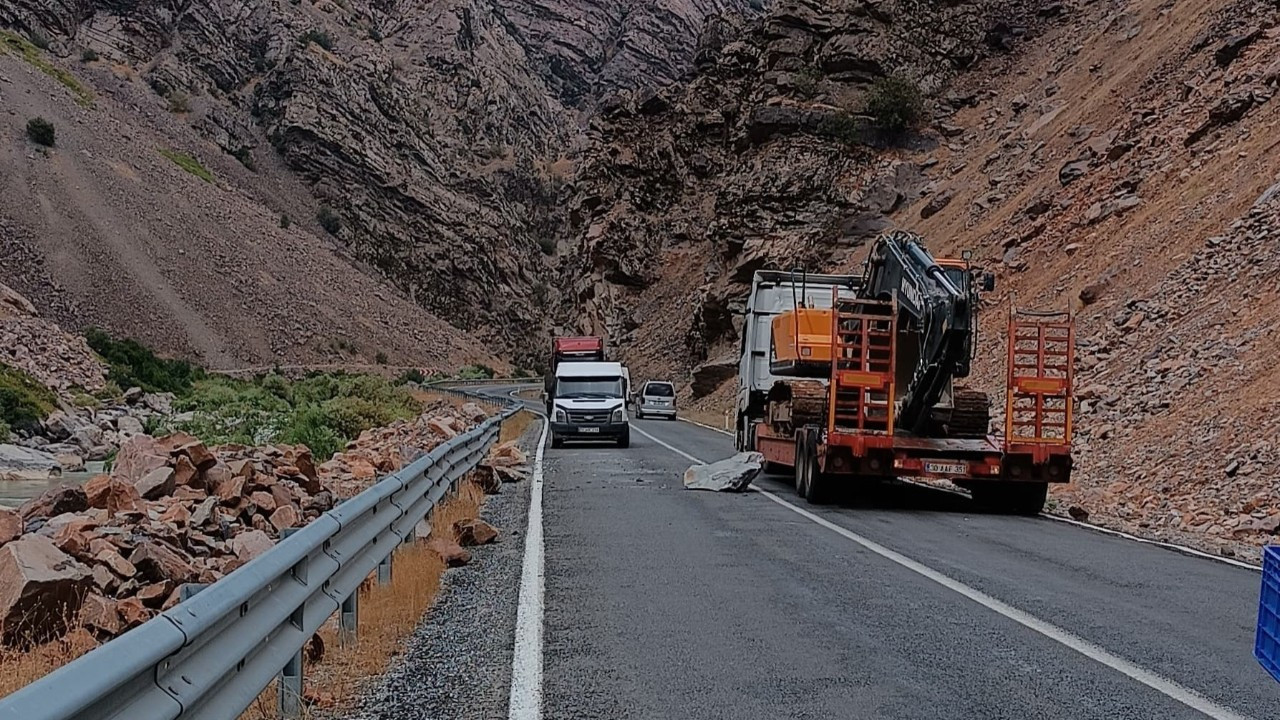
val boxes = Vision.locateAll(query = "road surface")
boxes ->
[490,387,1279,720]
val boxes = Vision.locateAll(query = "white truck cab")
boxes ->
[549,361,631,448]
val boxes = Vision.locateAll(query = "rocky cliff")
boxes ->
[0,0,756,364]
[559,0,1054,380]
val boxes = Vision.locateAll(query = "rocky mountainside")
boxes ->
[559,0,1056,379]
[0,0,756,366]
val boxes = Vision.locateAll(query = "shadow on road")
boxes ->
[757,473,1002,515]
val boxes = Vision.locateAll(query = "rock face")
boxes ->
[557,0,1053,385]
[683,452,763,492]
[0,536,92,646]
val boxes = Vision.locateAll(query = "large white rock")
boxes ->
[683,452,764,493]
[0,444,61,481]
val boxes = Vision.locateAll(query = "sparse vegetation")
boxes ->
[0,363,57,435]
[300,29,335,51]
[26,117,56,147]
[0,419,10,442]
[84,328,205,395]
[793,67,823,98]
[166,92,191,114]
[819,112,863,146]
[457,364,495,380]
[537,237,556,255]
[28,31,49,51]
[374,351,389,365]
[0,31,94,107]
[280,214,292,229]
[395,368,427,385]
[368,26,383,42]
[80,48,99,63]
[159,148,216,183]
[862,74,925,136]
[316,205,342,235]
[230,146,256,171]
[532,281,549,304]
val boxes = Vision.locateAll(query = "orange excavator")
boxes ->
[735,230,1073,514]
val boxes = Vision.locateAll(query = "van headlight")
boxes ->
[611,407,625,422]
[554,409,567,422]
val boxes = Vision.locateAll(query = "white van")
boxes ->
[549,361,630,448]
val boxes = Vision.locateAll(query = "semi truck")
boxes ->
[734,230,1074,514]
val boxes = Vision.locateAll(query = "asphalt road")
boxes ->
[491,387,1280,720]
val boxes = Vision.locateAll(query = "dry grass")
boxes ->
[0,620,99,699]
[500,409,536,444]
[240,481,484,718]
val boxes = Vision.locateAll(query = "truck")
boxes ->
[735,230,1074,514]
[544,336,606,412]
[548,360,631,448]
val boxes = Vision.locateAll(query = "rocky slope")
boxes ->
[1,0,757,366]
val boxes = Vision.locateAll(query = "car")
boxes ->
[634,380,678,420]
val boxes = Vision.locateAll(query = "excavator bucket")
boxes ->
[1003,306,1074,480]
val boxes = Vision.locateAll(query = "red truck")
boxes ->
[544,336,606,410]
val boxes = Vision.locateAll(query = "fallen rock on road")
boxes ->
[683,452,764,493]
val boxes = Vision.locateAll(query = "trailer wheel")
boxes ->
[794,432,810,498]
[805,434,833,506]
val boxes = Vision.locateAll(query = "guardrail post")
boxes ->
[340,592,358,646]
[278,648,303,719]
[377,552,392,585]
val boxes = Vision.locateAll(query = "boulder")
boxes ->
[683,452,764,493]
[0,536,92,646]
[488,441,527,468]
[137,581,174,608]
[91,564,119,594]
[116,597,152,629]
[123,387,144,404]
[85,476,146,515]
[79,593,121,637]
[116,415,145,436]
[214,475,246,503]
[427,418,458,439]
[0,509,22,546]
[19,486,88,521]
[158,503,191,527]
[190,497,219,528]
[250,491,277,514]
[426,537,472,567]
[136,467,177,500]
[172,456,200,488]
[269,504,300,531]
[95,548,136,578]
[202,462,233,492]
[130,540,195,583]
[460,403,488,423]
[454,518,499,546]
[142,393,174,414]
[174,440,217,471]
[230,529,274,562]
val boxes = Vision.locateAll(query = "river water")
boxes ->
[0,462,107,508]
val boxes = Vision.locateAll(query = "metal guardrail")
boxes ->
[0,386,527,720]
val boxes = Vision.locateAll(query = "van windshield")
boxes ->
[557,377,624,399]
[644,383,675,397]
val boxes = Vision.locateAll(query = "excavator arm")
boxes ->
[859,230,984,435]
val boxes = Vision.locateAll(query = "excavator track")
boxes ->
[946,388,992,438]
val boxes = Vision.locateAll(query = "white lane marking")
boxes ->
[640,429,1254,720]
[678,416,734,436]
[631,424,706,465]
[507,415,548,720]
[1042,514,1262,571]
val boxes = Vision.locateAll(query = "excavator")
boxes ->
[736,229,1073,514]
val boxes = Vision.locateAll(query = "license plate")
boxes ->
[924,461,967,475]
[579,426,600,433]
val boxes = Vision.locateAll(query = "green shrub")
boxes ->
[374,351,389,365]
[457,364,495,380]
[167,92,191,113]
[0,419,10,442]
[80,48,99,62]
[28,31,49,50]
[159,148,215,183]
[85,328,205,394]
[231,146,256,171]
[280,214,292,229]
[862,74,925,136]
[316,206,341,235]
[537,237,555,255]
[0,364,56,433]
[1,31,94,107]
[395,368,426,385]
[793,67,823,98]
[26,117,55,147]
[300,30,334,51]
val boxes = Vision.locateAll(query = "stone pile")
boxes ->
[472,440,529,493]
[0,431,336,647]
[0,282,107,395]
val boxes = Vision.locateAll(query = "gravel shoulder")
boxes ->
[341,419,540,720]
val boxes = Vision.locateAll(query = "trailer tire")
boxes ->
[805,434,833,506]
[794,432,810,498]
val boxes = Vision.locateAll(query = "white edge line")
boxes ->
[507,406,547,720]
[639,425,1254,720]
[682,416,1259,573]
